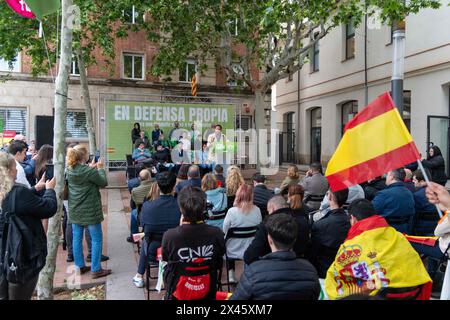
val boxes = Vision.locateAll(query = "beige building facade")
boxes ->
[273,3,450,176]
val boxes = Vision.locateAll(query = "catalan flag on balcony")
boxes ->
[325,92,420,192]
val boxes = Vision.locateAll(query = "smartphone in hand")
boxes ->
[45,164,54,180]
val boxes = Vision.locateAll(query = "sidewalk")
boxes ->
[53,189,109,291]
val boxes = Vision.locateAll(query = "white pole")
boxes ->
[417,160,443,218]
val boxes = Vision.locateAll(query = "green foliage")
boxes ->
[139,0,441,92]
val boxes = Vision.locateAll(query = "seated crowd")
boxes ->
[126,157,449,300]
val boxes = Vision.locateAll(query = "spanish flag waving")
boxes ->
[326,93,420,192]
[324,215,432,300]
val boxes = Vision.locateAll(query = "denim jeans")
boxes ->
[130,209,139,235]
[73,223,103,272]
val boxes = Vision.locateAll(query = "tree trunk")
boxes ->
[36,0,73,300]
[254,89,267,169]
[76,47,97,155]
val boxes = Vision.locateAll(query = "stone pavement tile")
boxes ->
[54,189,109,291]
[106,189,145,300]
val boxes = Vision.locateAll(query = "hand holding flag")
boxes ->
[325,92,420,192]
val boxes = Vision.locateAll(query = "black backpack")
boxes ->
[0,188,47,284]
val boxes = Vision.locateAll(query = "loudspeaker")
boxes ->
[35,116,54,149]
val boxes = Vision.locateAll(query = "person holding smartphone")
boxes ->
[66,145,111,278]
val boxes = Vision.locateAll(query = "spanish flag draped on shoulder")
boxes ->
[324,215,432,300]
[325,92,420,192]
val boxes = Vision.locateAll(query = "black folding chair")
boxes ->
[126,154,138,180]
[145,236,163,300]
[221,226,258,292]
[303,194,326,211]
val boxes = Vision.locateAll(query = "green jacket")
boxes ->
[67,164,108,226]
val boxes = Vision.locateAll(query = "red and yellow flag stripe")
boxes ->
[326,93,420,191]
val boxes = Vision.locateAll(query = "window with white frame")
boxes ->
[345,18,356,60]
[0,54,20,72]
[66,111,88,138]
[179,59,197,83]
[123,5,140,24]
[123,53,144,80]
[310,32,320,72]
[0,107,27,136]
[71,57,80,76]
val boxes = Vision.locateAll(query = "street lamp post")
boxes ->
[391,20,406,116]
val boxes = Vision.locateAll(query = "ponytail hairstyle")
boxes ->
[67,145,88,168]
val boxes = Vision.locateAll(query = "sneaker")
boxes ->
[92,269,112,279]
[66,254,74,263]
[86,255,109,262]
[228,269,237,284]
[133,275,145,288]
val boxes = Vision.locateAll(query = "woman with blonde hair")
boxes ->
[223,184,262,283]
[202,173,227,228]
[280,164,300,195]
[146,181,160,202]
[0,152,57,300]
[225,167,244,210]
[66,145,111,279]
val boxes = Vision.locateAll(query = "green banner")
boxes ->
[0,119,3,133]
[25,0,60,19]
[106,101,235,161]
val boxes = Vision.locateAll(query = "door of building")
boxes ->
[427,115,450,178]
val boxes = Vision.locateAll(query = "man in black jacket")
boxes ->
[252,172,274,218]
[310,188,350,278]
[244,196,309,265]
[231,213,320,300]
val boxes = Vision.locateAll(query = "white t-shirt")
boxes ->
[15,160,31,188]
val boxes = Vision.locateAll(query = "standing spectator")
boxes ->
[0,152,57,300]
[422,145,447,186]
[66,145,111,278]
[225,166,244,210]
[325,199,432,300]
[213,164,226,188]
[127,169,153,243]
[175,165,202,194]
[244,196,310,266]
[300,162,329,210]
[151,124,163,147]
[279,165,300,195]
[131,123,141,146]
[231,214,320,300]
[133,172,180,288]
[223,184,262,283]
[310,188,350,278]
[202,173,227,229]
[134,131,151,150]
[404,168,416,193]
[32,144,53,184]
[8,140,30,188]
[162,186,226,300]
[252,172,274,218]
[372,169,415,233]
